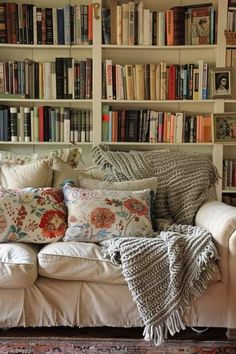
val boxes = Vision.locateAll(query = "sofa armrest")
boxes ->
[195,200,236,328]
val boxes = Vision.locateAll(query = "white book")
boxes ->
[33,107,39,142]
[155,63,161,100]
[128,1,135,45]
[175,112,184,143]
[64,109,71,143]
[17,106,24,142]
[75,5,82,44]
[43,62,52,99]
[33,6,37,45]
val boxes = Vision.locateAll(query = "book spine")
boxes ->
[0,4,7,43]
[24,107,31,142]
[10,106,17,142]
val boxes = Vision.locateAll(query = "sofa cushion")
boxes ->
[0,160,53,188]
[0,243,39,288]
[38,241,125,284]
[0,187,67,243]
[62,183,154,242]
[0,147,82,168]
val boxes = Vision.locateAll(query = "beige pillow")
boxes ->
[0,147,82,168]
[77,176,158,193]
[52,160,105,187]
[0,160,53,188]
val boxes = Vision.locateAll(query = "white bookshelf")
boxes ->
[0,0,235,200]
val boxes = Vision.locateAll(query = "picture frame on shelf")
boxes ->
[214,113,236,142]
[212,67,232,99]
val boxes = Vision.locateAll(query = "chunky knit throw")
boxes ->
[100,224,219,346]
[92,145,219,225]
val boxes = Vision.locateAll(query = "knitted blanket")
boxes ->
[92,145,219,225]
[100,224,219,346]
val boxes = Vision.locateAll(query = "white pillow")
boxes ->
[0,160,53,188]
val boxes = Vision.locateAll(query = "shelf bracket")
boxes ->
[92,3,100,20]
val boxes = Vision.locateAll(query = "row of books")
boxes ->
[226,48,236,67]
[0,3,93,45]
[222,193,236,207]
[0,58,93,100]
[103,59,210,101]
[102,106,212,143]
[102,1,216,46]
[0,106,93,143]
[223,159,236,190]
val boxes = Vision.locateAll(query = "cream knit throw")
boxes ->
[91,145,219,225]
[101,224,219,346]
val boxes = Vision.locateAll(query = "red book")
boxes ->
[168,65,176,100]
[38,106,44,142]
[88,4,93,44]
[5,2,17,44]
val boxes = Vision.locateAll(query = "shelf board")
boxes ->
[102,142,214,146]
[0,98,93,103]
[101,99,215,104]
[0,142,93,145]
[102,45,217,50]
[222,189,236,193]
[0,44,92,49]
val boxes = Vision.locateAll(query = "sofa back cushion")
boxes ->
[0,187,67,243]
[0,160,53,188]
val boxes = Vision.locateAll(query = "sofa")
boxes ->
[0,146,236,342]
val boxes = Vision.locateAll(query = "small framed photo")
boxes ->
[214,113,236,142]
[212,67,232,98]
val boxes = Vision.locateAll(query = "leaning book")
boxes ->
[191,5,212,45]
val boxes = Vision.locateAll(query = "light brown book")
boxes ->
[150,64,156,100]
[134,64,144,100]
[125,64,134,100]
[110,0,117,44]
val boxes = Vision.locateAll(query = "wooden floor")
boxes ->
[0,326,228,341]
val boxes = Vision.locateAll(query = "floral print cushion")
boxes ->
[0,187,67,243]
[62,183,154,242]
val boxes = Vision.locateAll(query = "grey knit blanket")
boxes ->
[92,145,219,225]
[100,224,219,346]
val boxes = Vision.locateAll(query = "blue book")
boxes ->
[57,8,65,44]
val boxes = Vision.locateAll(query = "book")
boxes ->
[191,5,212,45]
[110,0,117,44]
[102,8,111,45]
[105,59,113,100]
[10,106,17,142]
[0,3,6,43]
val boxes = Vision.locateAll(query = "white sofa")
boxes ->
[0,199,236,340]
[0,147,235,339]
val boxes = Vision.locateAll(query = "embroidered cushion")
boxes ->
[0,187,67,243]
[0,147,82,168]
[62,183,153,242]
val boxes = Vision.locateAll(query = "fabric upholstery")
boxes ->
[0,243,38,288]
[0,160,53,188]
[38,242,125,284]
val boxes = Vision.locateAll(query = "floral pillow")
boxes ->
[62,183,154,242]
[0,187,67,243]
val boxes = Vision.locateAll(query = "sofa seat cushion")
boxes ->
[0,243,39,288]
[38,241,126,284]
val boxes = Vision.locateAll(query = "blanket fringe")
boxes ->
[143,309,186,346]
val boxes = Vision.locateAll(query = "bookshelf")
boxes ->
[0,0,235,202]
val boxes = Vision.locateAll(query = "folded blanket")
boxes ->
[91,144,219,225]
[100,224,219,346]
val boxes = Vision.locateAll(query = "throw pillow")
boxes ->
[91,144,220,225]
[0,147,82,168]
[0,160,53,188]
[52,159,105,187]
[62,183,154,242]
[0,187,67,243]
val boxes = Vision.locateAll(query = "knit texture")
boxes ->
[101,224,219,346]
[91,145,219,225]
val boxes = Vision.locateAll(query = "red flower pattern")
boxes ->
[90,208,115,229]
[124,198,148,216]
[39,210,67,239]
